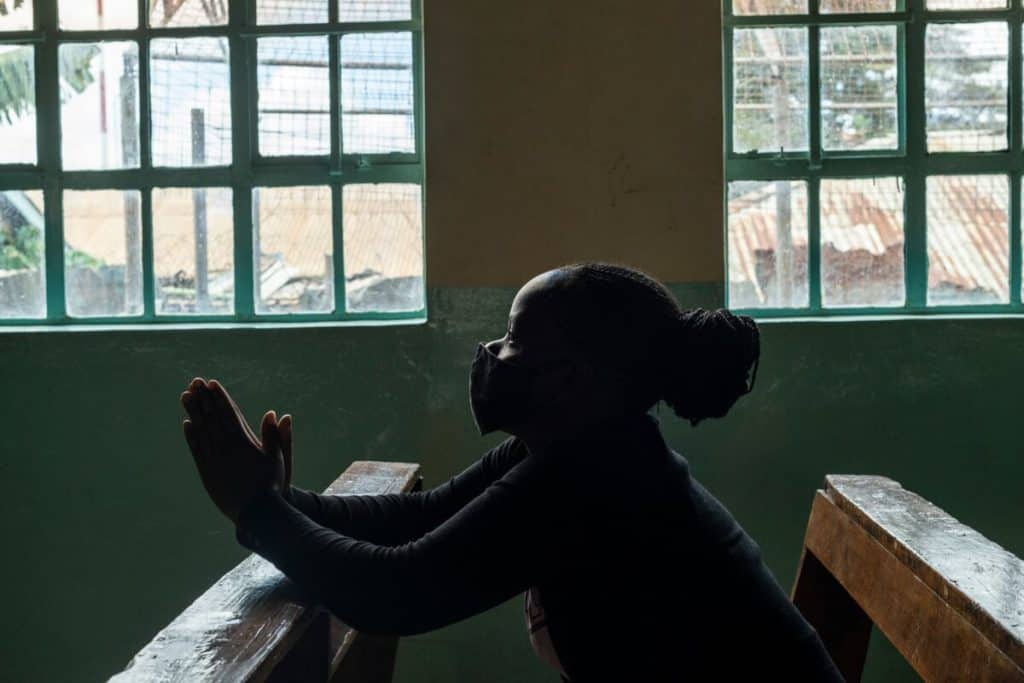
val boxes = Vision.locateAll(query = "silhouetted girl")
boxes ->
[182,261,843,682]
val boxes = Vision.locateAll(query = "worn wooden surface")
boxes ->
[791,545,873,681]
[111,461,421,682]
[793,475,1024,682]
[826,474,1024,671]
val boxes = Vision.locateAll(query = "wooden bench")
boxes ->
[791,475,1024,682]
[111,461,422,683]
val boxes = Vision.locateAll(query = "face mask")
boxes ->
[468,342,562,436]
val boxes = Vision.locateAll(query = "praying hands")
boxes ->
[180,377,294,524]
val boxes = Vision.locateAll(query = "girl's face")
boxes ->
[476,269,610,443]
[483,269,573,368]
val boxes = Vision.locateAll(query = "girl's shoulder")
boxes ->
[480,433,533,480]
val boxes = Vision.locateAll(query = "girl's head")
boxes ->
[469,261,760,443]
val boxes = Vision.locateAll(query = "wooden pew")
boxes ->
[111,461,422,683]
[791,475,1024,682]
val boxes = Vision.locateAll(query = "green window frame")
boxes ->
[724,0,1024,317]
[0,0,425,326]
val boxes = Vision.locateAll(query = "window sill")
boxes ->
[752,313,1024,324]
[0,317,428,334]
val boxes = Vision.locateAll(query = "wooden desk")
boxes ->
[792,475,1024,682]
[111,461,422,682]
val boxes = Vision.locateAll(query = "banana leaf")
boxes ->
[0,42,99,124]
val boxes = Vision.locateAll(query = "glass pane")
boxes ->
[821,178,905,308]
[149,1,227,27]
[733,28,809,154]
[59,0,137,30]
[257,36,329,156]
[341,32,415,154]
[0,189,45,318]
[733,0,806,14]
[151,38,232,167]
[254,186,333,314]
[926,22,1008,153]
[822,0,896,10]
[0,0,33,31]
[0,45,35,164]
[822,26,898,151]
[927,0,1006,9]
[59,42,139,171]
[64,190,143,317]
[154,187,234,315]
[343,184,424,313]
[927,175,1008,305]
[340,0,411,22]
[257,0,327,25]
[728,180,809,308]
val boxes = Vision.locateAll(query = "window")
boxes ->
[724,0,1022,316]
[0,0,424,325]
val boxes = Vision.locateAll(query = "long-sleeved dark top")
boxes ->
[235,410,845,682]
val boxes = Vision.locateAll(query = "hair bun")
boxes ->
[661,308,760,426]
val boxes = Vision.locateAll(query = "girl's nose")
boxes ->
[484,339,502,354]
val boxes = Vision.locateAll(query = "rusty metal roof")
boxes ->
[729,3,1011,305]
[729,166,1010,304]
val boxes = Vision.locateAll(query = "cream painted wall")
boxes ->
[423,1,724,288]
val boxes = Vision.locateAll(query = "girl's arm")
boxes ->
[284,435,531,545]
[234,444,566,636]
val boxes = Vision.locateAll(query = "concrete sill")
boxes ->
[0,317,429,334]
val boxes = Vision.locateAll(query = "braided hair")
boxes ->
[553,261,760,426]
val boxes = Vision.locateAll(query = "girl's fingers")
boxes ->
[260,410,279,456]
[191,384,221,448]
[181,390,204,428]
[279,414,293,486]
[183,419,199,461]
[196,384,219,437]
[224,386,260,443]
[210,378,258,444]
[206,380,242,438]
[184,419,210,474]
[195,396,220,454]
[196,382,232,453]
[209,379,260,446]
[279,414,292,446]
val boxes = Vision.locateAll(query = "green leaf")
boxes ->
[0,43,100,124]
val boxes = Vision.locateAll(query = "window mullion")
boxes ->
[137,0,154,319]
[724,23,738,164]
[141,189,155,318]
[137,0,152,172]
[413,2,426,318]
[1010,5,1022,305]
[412,26,425,169]
[333,183,345,316]
[329,0,342,179]
[1012,174,1022,306]
[808,0,822,311]
[723,22,735,300]
[37,0,64,322]
[231,0,256,320]
[329,21,346,316]
[904,0,927,309]
[808,174,822,310]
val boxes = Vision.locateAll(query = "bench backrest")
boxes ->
[111,461,422,682]
[792,474,1024,682]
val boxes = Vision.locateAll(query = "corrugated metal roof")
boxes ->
[59,185,423,286]
[729,167,1010,303]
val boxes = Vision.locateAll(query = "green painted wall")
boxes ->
[3,283,1021,681]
